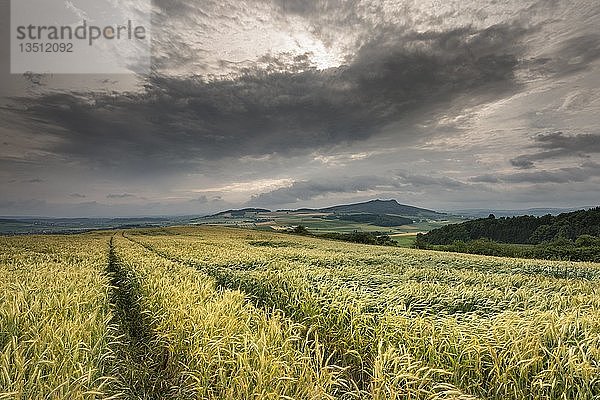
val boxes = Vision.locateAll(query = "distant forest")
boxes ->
[420,208,600,245]
[416,208,600,262]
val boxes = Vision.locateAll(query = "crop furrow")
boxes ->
[105,235,174,399]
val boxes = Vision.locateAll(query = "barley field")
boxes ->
[1,226,600,399]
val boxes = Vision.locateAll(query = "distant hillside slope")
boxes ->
[211,208,271,217]
[419,207,600,245]
[318,199,443,218]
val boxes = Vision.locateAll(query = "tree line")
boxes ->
[414,207,600,262]
[418,208,600,245]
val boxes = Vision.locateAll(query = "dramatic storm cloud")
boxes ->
[1,0,599,216]
[510,132,600,168]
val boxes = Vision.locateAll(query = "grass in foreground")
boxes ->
[0,233,115,399]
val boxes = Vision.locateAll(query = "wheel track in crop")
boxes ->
[105,235,175,399]
[122,233,387,397]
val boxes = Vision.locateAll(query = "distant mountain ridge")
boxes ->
[316,199,442,217]
[208,199,444,219]
[212,208,270,217]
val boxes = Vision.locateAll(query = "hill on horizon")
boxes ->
[316,199,443,217]
[209,199,443,218]
[211,208,271,217]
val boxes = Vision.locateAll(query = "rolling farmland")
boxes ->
[2,226,600,399]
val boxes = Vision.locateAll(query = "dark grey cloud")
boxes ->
[272,0,365,30]
[274,0,321,16]
[510,132,600,168]
[191,195,208,203]
[10,23,527,175]
[539,34,600,77]
[69,193,86,198]
[510,157,536,169]
[535,132,600,153]
[253,52,320,73]
[395,171,467,189]
[474,161,600,184]
[106,193,136,199]
[469,174,501,184]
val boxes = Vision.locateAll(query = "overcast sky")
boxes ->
[1,0,599,217]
